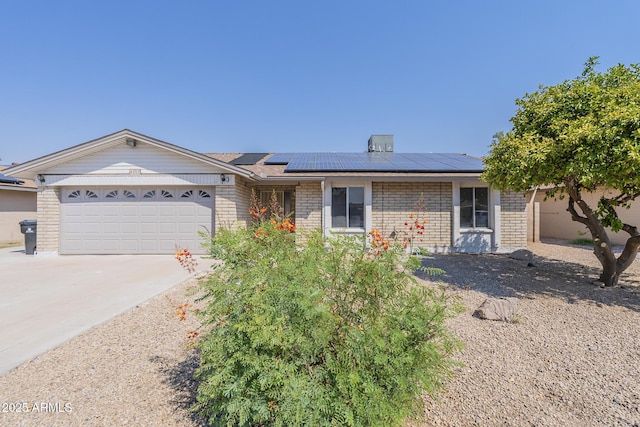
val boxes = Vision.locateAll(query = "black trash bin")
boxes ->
[19,219,37,255]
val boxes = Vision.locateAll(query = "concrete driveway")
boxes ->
[0,247,212,375]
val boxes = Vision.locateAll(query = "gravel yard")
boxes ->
[1,239,639,427]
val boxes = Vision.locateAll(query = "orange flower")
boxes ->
[254,228,268,238]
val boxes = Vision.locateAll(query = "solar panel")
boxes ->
[264,153,295,164]
[229,153,270,165]
[261,152,483,172]
[0,174,24,184]
[279,152,484,172]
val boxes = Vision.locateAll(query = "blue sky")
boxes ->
[1,1,639,163]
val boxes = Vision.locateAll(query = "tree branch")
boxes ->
[567,197,589,226]
[564,177,616,268]
[621,223,640,237]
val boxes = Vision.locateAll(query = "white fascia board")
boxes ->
[42,174,235,186]
[0,185,38,192]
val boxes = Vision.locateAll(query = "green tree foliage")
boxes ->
[193,222,461,426]
[483,57,640,286]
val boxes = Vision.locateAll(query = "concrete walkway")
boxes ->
[0,247,212,375]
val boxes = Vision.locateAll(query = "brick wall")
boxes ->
[36,187,60,253]
[500,190,528,248]
[372,182,452,248]
[295,181,322,233]
[214,181,249,232]
[234,178,252,227]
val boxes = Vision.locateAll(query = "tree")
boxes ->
[483,57,640,287]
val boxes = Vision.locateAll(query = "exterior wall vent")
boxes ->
[368,135,394,152]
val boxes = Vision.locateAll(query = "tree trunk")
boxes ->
[564,178,640,287]
[598,261,620,287]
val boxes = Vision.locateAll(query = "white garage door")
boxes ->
[60,187,214,254]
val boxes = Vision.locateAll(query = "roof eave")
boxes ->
[3,129,256,180]
[0,184,38,192]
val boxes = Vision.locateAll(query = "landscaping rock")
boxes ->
[474,297,518,322]
[509,249,534,262]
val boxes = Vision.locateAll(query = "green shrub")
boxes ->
[193,222,461,427]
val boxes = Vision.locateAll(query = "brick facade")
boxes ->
[36,187,60,253]
[372,182,452,248]
[500,190,528,249]
[295,181,322,232]
[214,179,251,232]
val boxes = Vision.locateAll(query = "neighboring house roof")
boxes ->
[0,173,23,185]
[0,166,37,192]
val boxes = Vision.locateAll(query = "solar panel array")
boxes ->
[229,153,269,165]
[264,152,484,172]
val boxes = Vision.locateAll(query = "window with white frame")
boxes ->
[331,187,364,228]
[460,187,489,228]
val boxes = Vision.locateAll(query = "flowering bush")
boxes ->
[248,189,296,239]
[175,247,198,273]
[400,193,429,254]
[192,220,461,426]
[368,228,390,253]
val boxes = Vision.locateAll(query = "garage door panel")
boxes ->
[177,205,196,216]
[64,222,85,233]
[83,206,103,216]
[102,223,121,233]
[140,223,158,233]
[121,206,140,216]
[101,240,122,251]
[61,187,214,254]
[158,223,177,233]
[103,206,120,216]
[83,239,106,251]
[140,239,160,251]
[83,222,103,233]
[121,223,138,233]
[158,240,180,251]
[176,223,196,233]
[140,205,157,216]
[158,206,177,216]
[121,240,139,251]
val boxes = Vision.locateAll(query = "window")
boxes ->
[460,187,489,228]
[260,190,292,217]
[105,190,118,199]
[143,190,156,198]
[331,187,364,228]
